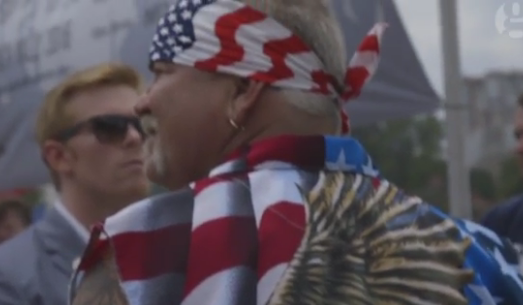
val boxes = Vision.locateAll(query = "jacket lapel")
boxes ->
[35,207,87,277]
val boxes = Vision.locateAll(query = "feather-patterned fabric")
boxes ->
[268,172,473,305]
[71,135,523,305]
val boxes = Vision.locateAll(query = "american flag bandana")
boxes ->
[148,0,386,133]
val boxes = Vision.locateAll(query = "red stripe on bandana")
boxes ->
[251,35,309,83]
[150,0,386,135]
[194,7,266,71]
[311,70,338,96]
[343,67,370,100]
[357,33,381,52]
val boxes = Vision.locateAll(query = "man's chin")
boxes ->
[145,160,167,187]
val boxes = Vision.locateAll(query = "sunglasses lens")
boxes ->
[130,118,145,139]
[91,116,130,144]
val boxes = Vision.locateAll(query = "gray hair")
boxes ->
[242,0,347,131]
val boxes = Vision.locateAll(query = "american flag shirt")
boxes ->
[71,135,523,305]
[71,1,523,304]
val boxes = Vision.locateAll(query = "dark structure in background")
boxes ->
[0,0,439,191]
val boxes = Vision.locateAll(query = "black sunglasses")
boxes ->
[53,114,145,144]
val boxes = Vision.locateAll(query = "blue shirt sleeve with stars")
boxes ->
[431,207,523,305]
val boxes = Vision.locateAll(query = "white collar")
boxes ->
[53,199,90,244]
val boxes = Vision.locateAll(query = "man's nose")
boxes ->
[122,124,144,148]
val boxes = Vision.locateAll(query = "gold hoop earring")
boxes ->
[229,118,244,130]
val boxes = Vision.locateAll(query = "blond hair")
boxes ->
[243,0,347,132]
[35,63,143,146]
[35,63,143,187]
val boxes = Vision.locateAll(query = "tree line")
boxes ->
[352,116,523,220]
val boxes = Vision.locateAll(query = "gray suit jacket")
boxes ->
[0,207,86,305]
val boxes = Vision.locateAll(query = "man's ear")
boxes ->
[42,140,73,175]
[227,79,266,126]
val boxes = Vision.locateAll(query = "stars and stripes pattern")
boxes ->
[67,1,523,304]
[70,135,523,305]
[70,191,195,305]
[148,0,385,133]
[69,136,379,305]
[453,217,523,304]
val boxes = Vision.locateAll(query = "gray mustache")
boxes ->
[140,115,158,136]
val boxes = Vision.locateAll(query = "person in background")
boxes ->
[482,94,523,245]
[30,201,48,223]
[70,1,523,304]
[0,63,150,305]
[0,199,31,244]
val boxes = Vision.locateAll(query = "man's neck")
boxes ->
[222,103,337,160]
[58,187,116,229]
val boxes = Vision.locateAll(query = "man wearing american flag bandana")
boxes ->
[70,0,523,304]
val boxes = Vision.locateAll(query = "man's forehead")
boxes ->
[67,86,138,119]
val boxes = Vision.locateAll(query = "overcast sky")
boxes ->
[394,0,523,95]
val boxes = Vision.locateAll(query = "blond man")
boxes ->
[0,63,149,305]
[71,1,523,305]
